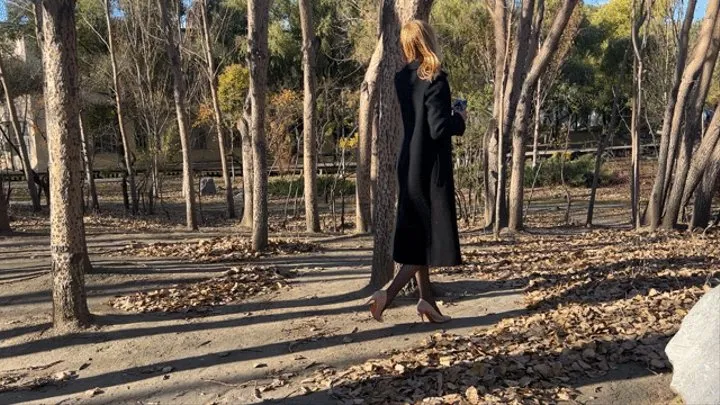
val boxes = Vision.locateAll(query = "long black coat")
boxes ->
[392,62,465,267]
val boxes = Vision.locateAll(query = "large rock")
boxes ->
[200,178,217,196]
[665,286,720,405]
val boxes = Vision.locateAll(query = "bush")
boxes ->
[268,175,355,198]
[525,153,617,188]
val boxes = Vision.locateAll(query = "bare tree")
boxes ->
[587,89,620,226]
[504,0,581,231]
[299,0,320,233]
[0,176,10,234]
[369,0,434,288]
[158,0,198,230]
[101,0,139,214]
[646,0,718,229]
[78,113,100,212]
[39,0,92,330]
[247,0,271,250]
[200,0,235,219]
[0,54,42,212]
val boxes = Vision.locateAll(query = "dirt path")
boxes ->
[0,230,530,404]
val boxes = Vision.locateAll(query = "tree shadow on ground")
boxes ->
[0,309,524,403]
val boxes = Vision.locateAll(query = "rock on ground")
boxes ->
[665,286,720,405]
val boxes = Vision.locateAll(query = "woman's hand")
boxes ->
[456,110,468,121]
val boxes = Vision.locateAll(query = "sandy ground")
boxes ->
[0,164,690,404]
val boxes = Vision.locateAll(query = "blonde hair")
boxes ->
[400,20,441,81]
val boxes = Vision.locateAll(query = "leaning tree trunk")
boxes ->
[104,0,137,215]
[587,91,619,226]
[247,0,271,251]
[0,176,10,234]
[159,0,198,231]
[200,0,235,219]
[662,17,720,228]
[39,0,92,331]
[507,0,579,231]
[679,104,720,209]
[238,94,254,227]
[369,0,434,288]
[0,54,42,212]
[690,139,720,229]
[299,0,320,233]
[78,113,99,212]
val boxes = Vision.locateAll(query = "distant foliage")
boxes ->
[218,64,250,121]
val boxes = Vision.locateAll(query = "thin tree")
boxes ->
[158,0,198,230]
[298,0,320,233]
[505,0,581,231]
[78,113,100,212]
[355,40,379,234]
[0,53,42,212]
[200,0,235,219]
[103,0,138,214]
[369,0,435,288]
[247,0,271,250]
[0,176,10,234]
[587,89,620,226]
[39,0,92,330]
[238,94,253,227]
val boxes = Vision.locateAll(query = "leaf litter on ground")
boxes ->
[111,237,320,263]
[110,265,293,313]
[303,229,720,404]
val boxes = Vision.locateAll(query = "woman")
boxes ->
[366,20,466,324]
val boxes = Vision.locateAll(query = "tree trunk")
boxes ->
[690,140,720,229]
[662,17,720,228]
[200,0,235,219]
[299,0,320,233]
[587,90,619,226]
[39,0,92,331]
[531,78,541,169]
[630,0,647,230]
[78,113,99,213]
[159,0,198,231]
[247,0,271,250]
[238,94,254,227]
[680,104,720,209]
[0,55,42,212]
[104,0,138,215]
[646,0,701,228]
[0,176,10,234]
[507,0,580,231]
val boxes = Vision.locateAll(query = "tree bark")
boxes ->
[507,0,580,231]
[355,44,381,234]
[369,0,434,288]
[663,17,720,228]
[629,0,648,230]
[679,104,720,208]
[646,0,699,228]
[299,0,320,233]
[247,0,271,250]
[238,94,254,227]
[690,139,720,229]
[159,0,198,231]
[200,0,235,219]
[104,0,138,215]
[78,113,99,213]
[0,55,42,212]
[39,0,92,331]
[0,176,10,234]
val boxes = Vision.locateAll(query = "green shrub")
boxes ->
[268,175,355,198]
[524,153,617,188]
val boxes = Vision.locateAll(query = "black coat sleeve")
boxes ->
[425,74,466,140]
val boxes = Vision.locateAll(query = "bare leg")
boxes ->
[415,266,443,314]
[384,264,420,312]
